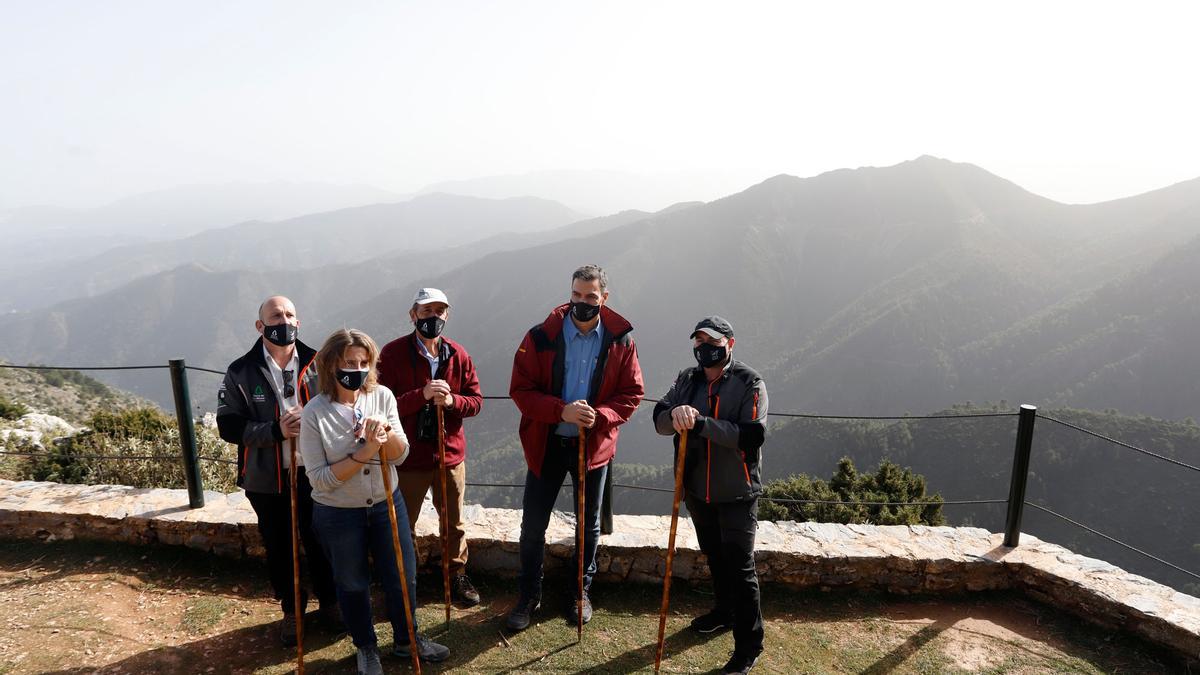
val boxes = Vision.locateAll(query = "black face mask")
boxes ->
[415,316,445,340]
[336,368,369,391]
[570,301,601,323]
[263,323,297,347]
[693,343,729,368]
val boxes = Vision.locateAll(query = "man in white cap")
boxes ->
[377,288,484,606]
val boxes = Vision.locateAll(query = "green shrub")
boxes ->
[760,457,944,526]
[4,406,239,492]
[0,396,29,420]
[32,366,111,399]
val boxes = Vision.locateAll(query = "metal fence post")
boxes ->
[1003,404,1037,546]
[169,359,204,508]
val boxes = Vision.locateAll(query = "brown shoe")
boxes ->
[451,574,480,607]
[280,612,298,647]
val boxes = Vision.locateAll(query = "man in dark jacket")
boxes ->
[377,287,484,606]
[653,316,768,675]
[505,265,644,630]
[216,295,336,646]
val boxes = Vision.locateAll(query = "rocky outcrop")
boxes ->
[0,413,78,448]
[0,479,1196,661]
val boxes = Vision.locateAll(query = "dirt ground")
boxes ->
[0,538,1186,674]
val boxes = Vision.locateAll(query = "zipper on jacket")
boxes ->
[705,379,720,503]
[743,389,759,486]
[274,403,282,492]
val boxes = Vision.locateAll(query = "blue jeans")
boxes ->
[518,436,609,600]
[311,491,418,648]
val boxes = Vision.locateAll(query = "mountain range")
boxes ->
[2,154,1198,592]
[0,182,402,281]
[3,156,1198,424]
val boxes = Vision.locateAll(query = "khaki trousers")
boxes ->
[395,462,468,576]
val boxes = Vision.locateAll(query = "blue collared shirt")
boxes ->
[556,316,603,437]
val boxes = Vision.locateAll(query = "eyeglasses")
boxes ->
[283,369,295,399]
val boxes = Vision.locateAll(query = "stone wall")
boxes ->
[1,479,1197,661]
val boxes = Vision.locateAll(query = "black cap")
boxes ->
[691,316,734,339]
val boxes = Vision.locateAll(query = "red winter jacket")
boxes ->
[377,333,483,471]
[509,304,644,477]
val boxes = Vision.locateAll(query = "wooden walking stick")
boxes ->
[435,404,452,628]
[379,439,422,674]
[288,438,305,675]
[654,428,688,673]
[576,426,586,641]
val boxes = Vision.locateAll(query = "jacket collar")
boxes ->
[691,355,735,385]
[405,331,458,361]
[246,335,318,373]
[539,303,634,342]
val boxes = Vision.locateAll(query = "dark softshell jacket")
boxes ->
[653,359,768,503]
[216,337,319,494]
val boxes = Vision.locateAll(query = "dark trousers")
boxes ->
[245,472,337,615]
[311,491,419,649]
[517,434,609,600]
[685,494,764,657]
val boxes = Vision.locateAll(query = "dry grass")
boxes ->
[0,538,1184,674]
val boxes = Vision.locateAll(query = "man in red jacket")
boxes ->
[505,265,644,631]
[377,287,484,606]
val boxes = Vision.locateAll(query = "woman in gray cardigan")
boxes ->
[301,328,449,674]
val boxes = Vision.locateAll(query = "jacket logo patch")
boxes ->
[252,384,266,402]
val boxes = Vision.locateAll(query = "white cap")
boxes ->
[412,287,451,307]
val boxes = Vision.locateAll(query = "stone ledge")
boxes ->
[1,479,1196,661]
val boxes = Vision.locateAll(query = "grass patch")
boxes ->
[181,596,228,635]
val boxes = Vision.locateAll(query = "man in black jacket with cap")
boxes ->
[217,295,337,646]
[653,316,768,675]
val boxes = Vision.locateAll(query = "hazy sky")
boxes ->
[3,1,1198,210]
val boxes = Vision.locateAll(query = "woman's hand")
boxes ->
[362,415,390,448]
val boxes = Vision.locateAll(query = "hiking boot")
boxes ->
[722,650,761,674]
[570,590,593,625]
[504,594,541,631]
[690,609,734,634]
[451,573,481,606]
[279,612,298,647]
[392,632,450,663]
[356,645,384,675]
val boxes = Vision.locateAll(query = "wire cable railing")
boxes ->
[1040,413,1200,474]
[2,360,1197,586]
[0,448,238,465]
[1025,502,1200,582]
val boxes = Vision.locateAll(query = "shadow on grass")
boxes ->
[574,625,718,675]
[34,612,353,674]
[860,619,953,675]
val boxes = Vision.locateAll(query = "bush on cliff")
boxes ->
[759,457,944,526]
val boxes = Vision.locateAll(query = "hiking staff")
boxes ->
[653,428,688,673]
[378,431,422,674]
[576,426,586,641]
[435,404,452,627]
[288,438,305,674]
